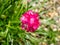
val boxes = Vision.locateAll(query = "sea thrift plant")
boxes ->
[20,10,40,32]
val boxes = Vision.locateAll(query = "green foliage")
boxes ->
[0,0,60,45]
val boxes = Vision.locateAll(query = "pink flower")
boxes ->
[20,10,40,32]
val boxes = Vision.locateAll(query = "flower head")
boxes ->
[20,10,40,32]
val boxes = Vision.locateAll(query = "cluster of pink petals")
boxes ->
[20,10,40,32]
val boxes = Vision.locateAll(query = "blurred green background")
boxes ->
[0,0,60,45]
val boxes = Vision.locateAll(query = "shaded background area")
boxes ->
[0,0,60,45]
